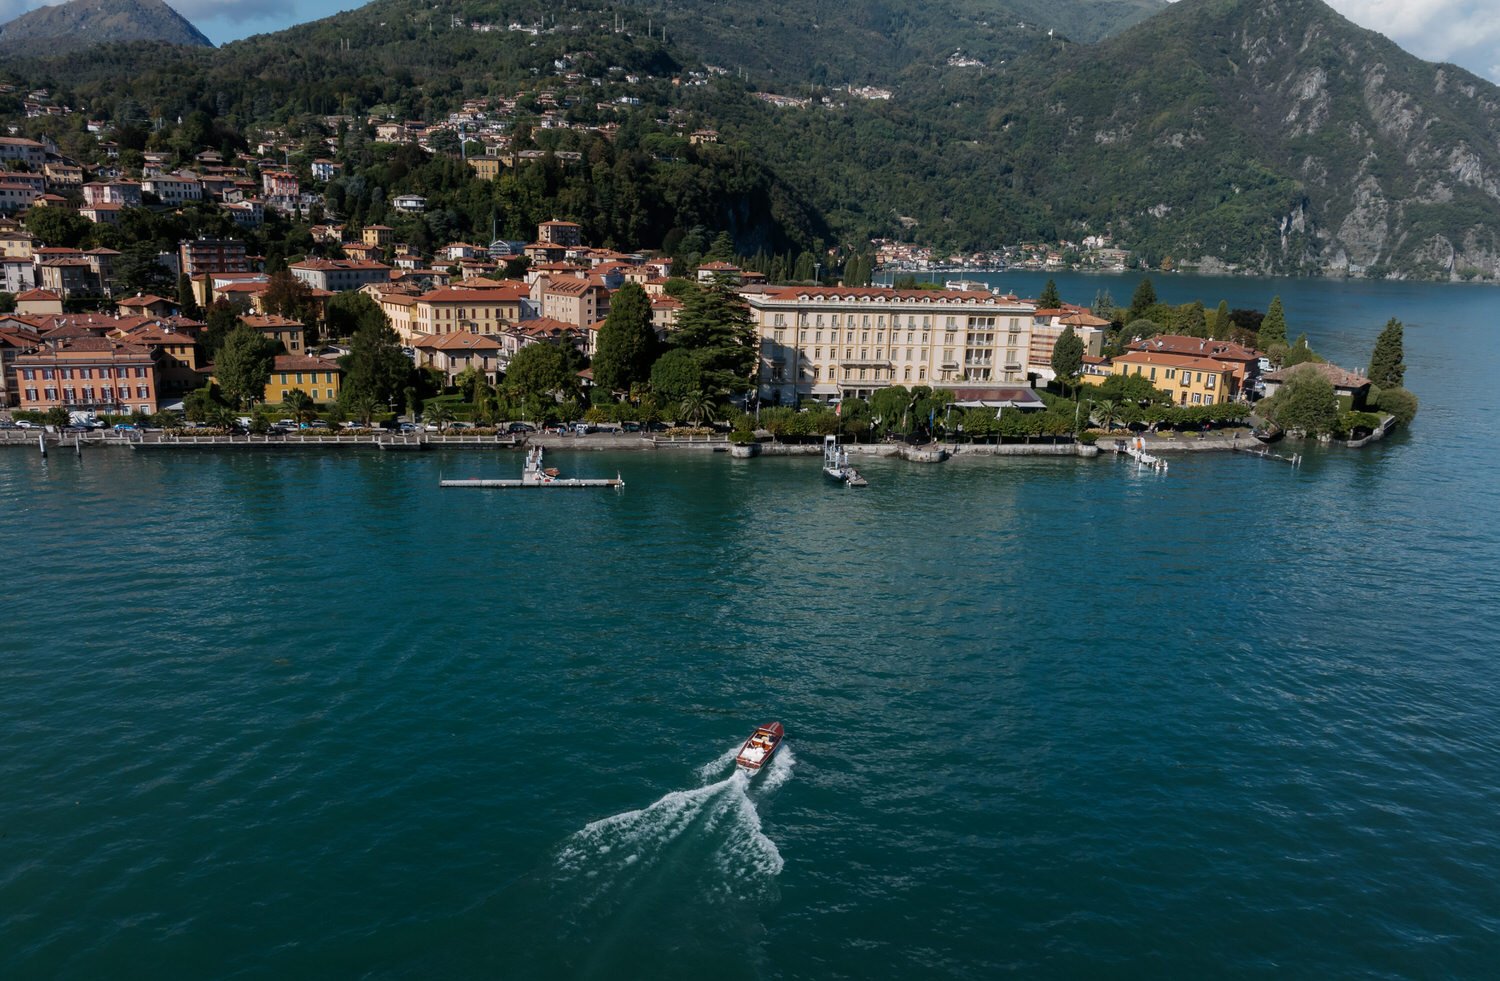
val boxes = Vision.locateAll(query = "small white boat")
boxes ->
[735,722,785,773]
[822,435,868,487]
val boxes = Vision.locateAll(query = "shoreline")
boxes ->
[1,429,1300,458]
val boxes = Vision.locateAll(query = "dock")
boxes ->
[440,446,623,489]
[441,476,624,489]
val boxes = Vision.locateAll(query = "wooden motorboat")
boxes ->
[735,722,785,773]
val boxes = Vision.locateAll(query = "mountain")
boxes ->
[3,0,1500,279]
[0,0,212,53]
[984,0,1500,276]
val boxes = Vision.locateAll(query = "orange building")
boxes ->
[15,337,160,415]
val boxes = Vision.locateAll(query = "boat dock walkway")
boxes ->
[440,477,624,489]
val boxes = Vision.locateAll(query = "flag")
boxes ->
[835,401,842,417]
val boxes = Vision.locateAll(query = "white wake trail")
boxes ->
[554,744,793,910]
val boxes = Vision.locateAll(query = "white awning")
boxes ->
[810,384,840,395]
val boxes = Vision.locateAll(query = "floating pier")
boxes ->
[441,476,624,489]
[1119,437,1168,473]
[440,446,623,489]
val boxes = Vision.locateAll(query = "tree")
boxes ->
[1368,317,1406,389]
[1128,277,1156,322]
[1265,364,1337,434]
[176,274,202,320]
[1091,289,1115,321]
[324,292,386,341]
[503,341,574,401]
[200,298,243,363]
[649,348,702,403]
[1211,300,1231,340]
[1038,278,1061,308]
[672,281,757,395]
[0,291,14,314]
[1182,301,1207,338]
[261,270,318,327]
[24,207,91,249]
[705,231,736,263]
[282,388,315,422]
[113,242,173,296]
[1259,296,1288,349]
[424,401,453,431]
[592,282,658,393]
[1373,386,1419,426]
[678,390,717,426]
[340,313,409,409]
[1051,325,1084,395]
[216,326,276,408]
[1091,398,1120,431]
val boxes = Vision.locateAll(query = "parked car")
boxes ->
[0,420,17,430]
[507,422,537,434]
[301,420,329,429]
[275,419,296,428]
[112,423,138,432]
[397,422,419,434]
[621,421,642,433]
[14,420,38,429]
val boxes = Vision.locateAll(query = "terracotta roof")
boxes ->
[118,294,170,307]
[1111,350,1235,372]
[241,314,304,329]
[1264,362,1370,389]
[272,355,342,372]
[413,331,503,351]
[16,288,59,301]
[418,287,520,304]
[515,317,576,336]
[1129,335,1259,361]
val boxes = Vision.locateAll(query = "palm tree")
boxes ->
[348,393,378,427]
[424,401,453,431]
[1092,399,1119,432]
[678,390,717,427]
[283,388,314,423]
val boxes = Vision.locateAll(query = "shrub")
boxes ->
[1373,387,1419,426]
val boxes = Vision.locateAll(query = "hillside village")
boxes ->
[0,79,1402,441]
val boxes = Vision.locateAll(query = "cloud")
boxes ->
[1325,0,1500,82]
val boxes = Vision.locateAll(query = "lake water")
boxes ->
[4,274,1499,977]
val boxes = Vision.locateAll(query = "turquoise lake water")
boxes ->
[4,274,1500,977]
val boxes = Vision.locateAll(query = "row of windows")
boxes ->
[278,372,337,384]
[23,366,149,380]
[773,313,1026,330]
[26,387,151,401]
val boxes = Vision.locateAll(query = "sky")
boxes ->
[0,0,1496,85]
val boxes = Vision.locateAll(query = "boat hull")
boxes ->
[735,722,785,773]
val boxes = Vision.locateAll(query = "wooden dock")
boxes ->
[440,477,624,489]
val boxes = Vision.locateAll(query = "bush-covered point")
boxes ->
[1373,387,1420,426]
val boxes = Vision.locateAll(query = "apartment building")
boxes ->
[742,286,1035,404]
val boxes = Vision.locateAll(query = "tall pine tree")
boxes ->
[1128,277,1156,321]
[1038,279,1062,308]
[1368,318,1406,388]
[592,282,659,394]
[1259,296,1288,349]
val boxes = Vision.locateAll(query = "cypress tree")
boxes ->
[592,282,658,393]
[1051,325,1084,395]
[1128,277,1156,321]
[1038,279,1061,308]
[1212,300,1231,340]
[1259,296,1288,348]
[1368,317,1406,388]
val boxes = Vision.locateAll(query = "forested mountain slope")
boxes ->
[4,0,1500,278]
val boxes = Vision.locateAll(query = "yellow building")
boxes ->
[1108,350,1234,406]
[265,355,342,404]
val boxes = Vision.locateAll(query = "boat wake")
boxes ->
[488,746,794,977]
[556,746,794,910]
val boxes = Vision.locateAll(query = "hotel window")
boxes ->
[138,386,149,398]
[860,349,868,359]
[903,367,911,380]
[23,369,34,380]
[859,368,867,380]
[906,347,913,360]
[774,330,784,344]
[860,331,868,343]
[845,348,852,359]
[799,330,807,342]
[922,317,931,328]
[814,330,822,342]
[45,388,56,400]
[1165,369,1176,379]
[919,367,926,380]
[42,368,53,379]
[1203,395,1214,405]
[815,347,822,359]
[1205,375,1216,389]
[25,389,36,401]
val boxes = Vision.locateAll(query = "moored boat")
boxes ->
[735,722,785,773]
[822,434,868,487]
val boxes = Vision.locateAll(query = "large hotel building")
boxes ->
[742,286,1036,404]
